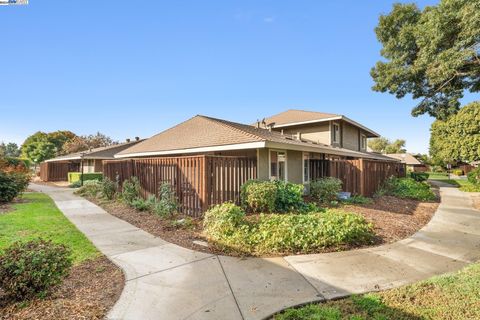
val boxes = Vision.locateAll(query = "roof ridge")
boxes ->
[199,115,265,142]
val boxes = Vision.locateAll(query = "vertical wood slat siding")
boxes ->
[39,161,80,182]
[102,156,257,217]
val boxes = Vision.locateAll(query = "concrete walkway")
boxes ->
[30,183,480,320]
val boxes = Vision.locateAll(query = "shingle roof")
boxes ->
[117,115,397,161]
[46,140,143,162]
[260,109,340,126]
[385,153,423,165]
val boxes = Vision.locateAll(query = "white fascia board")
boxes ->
[115,141,267,158]
[45,156,81,162]
[272,116,380,138]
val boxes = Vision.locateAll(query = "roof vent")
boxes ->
[135,136,140,141]
[126,138,131,143]
[296,132,302,140]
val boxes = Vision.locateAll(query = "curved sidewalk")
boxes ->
[30,183,480,320]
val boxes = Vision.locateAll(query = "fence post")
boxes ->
[359,158,365,196]
[201,155,209,213]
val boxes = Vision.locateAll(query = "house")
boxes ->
[107,111,404,215]
[385,153,428,172]
[39,138,143,182]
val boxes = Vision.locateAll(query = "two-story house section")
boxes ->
[258,109,380,153]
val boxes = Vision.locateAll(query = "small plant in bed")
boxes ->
[341,195,373,205]
[377,177,436,201]
[0,239,72,300]
[203,203,375,256]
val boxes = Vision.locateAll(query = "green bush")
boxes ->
[310,177,343,204]
[203,203,374,255]
[67,172,103,184]
[467,168,480,185]
[130,197,151,211]
[241,181,277,213]
[410,172,429,182]
[0,239,72,300]
[0,171,30,203]
[74,180,102,198]
[452,169,464,176]
[69,180,82,188]
[240,180,306,213]
[342,195,373,205]
[379,177,436,201]
[122,176,141,205]
[101,177,117,200]
[152,182,178,217]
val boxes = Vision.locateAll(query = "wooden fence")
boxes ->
[327,159,406,196]
[103,155,257,216]
[39,161,80,182]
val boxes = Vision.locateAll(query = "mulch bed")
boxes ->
[0,256,124,320]
[89,194,439,256]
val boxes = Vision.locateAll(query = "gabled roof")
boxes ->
[385,153,423,166]
[46,140,143,162]
[260,109,380,137]
[116,115,397,161]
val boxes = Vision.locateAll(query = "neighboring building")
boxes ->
[40,138,143,181]
[116,114,397,185]
[386,153,427,172]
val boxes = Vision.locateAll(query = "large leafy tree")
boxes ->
[0,142,20,158]
[62,132,116,154]
[368,137,406,154]
[430,101,480,163]
[21,131,77,163]
[371,0,480,120]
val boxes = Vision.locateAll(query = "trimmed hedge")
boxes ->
[67,172,103,183]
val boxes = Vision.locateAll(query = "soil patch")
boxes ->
[0,256,124,320]
[89,194,439,256]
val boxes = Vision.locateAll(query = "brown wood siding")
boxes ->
[39,161,80,182]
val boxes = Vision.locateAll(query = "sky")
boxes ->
[0,0,475,154]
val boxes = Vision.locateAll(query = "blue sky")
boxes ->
[0,0,473,154]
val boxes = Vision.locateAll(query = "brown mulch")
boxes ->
[0,256,124,320]
[343,195,439,244]
[89,194,439,256]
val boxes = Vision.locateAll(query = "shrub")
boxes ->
[452,169,464,176]
[240,180,306,213]
[67,172,103,184]
[101,177,117,200]
[0,171,30,203]
[467,168,480,185]
[203,203,375,255]
[310,177,343,204]
[69,180,82,188]
[410,172,429,182]
[0,239,72,300]
[342,195,373,205]
[152,182,178,217]
[122,176,141,205]
[130,197,151,211]
[74,180,102,198]
[241,181,277,213]
[380,177,436,201]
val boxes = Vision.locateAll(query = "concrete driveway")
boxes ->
[30,183,480,320]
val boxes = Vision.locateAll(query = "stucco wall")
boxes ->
[342,122,360,151]
[257,148,269,181]
[287,150,303,184]
[279,122,330,145]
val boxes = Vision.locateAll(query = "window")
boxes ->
[303,152,310,183]
[361,134,367,150]
[270,150,286,181]
[332,123,340,143]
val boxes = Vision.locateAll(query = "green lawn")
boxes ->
[427,172,480,192]
[275,262,480,320]
[0,192,99,264]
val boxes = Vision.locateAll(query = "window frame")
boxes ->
[332,122,340,144]
[268,149,288,181]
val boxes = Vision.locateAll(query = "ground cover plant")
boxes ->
[377,177,436,201]
[203,202,375,255]
[273,261,480,320]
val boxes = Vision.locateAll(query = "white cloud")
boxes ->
[263,16,275,23]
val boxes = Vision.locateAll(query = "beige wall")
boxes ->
[287,150,303,184]
[257,148,270,181]
[277,122,330,145]
[342,122,360,151]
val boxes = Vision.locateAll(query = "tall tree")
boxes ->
[371,0,480,120]
[430,101,480,163]
[21,131,78,162]
[368,137,406,154]
[61,132,116,154]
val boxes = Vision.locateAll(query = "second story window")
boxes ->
[332,123,340,143]
[361,134,367,150]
